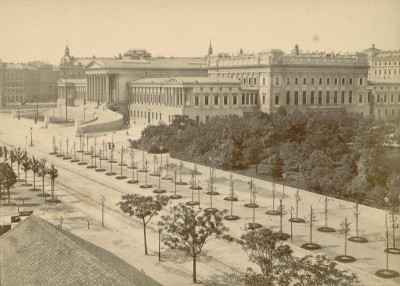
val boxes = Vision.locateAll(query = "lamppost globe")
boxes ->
[384,197,389,204]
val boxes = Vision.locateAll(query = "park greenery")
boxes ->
[131,109,400,208]
[238,227,359,286]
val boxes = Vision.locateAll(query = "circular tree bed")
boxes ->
[49,152,58,155]
[2,203,16,206]
[63,156,72,160]
[153,189,166,194]
[289,218,305,223]
[334,255,356,263]
[169,194,182,200]
[127,179,138,184]
[317,226,336,232]
[105,172,117,176]
[248,223,262,230]
[95,168,106,172]
[265,210,281,216]
[137,169,149,173]
[127,166,137,169]
[29,188,41,192]
[46,198,61,204]
[244,203,259,208]
[190,186,202,190]
[224,215,240,221]
[185,201,199,206]
[55,154,65,158]
[348,236,368,243]
[115,175,127,180]
[70,159,80,163]
[224,197,238,201]
[20,183,33,187]
[203,208,218,214]
[206,191,220,195]
[84,152,93,156]
[149,173,160,177]
[100,157,108,160]
[37,193,50,197]
[162,176,173,181]
[385,248,400,255]
[118,163,128,167]
[78,162,88,166]
[175,181,188,186]
[107,160,117,163]
[140,184,152,189]
[375,269,399,279]
[87,165,96,169]
[301,243,321,250]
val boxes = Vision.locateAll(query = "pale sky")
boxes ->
[1,0,399,65]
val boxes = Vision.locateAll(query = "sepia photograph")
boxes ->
[0,0,400,285]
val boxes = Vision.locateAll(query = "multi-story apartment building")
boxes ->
[208,45,370,116]
[364,45,400,120]
[28,61,59,102]
[0,60,59,105]
[127,77,245,124]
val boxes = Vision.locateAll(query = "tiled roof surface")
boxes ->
[131,77,240,85]
[0,215,162,286]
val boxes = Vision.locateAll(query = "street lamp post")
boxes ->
[29,127,33,147]
[101,195,105,228]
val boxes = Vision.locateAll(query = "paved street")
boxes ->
[0,113,399,285]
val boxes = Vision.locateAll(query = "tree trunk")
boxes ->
[33,173,36,189]
[51,178,54,201]
[193,253,197,284]
[143,218,148,255]
[42,175,45,196]
[7,185,10,204]
[255,163,258,174]
[25,171,27,184]
[17,163,20,179]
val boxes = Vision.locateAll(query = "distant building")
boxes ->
[0,60,59,105]
[128,77,245,124]
[208,45,370,116]
[363,45,400,120]
[83,52,208,118]
[1,215,162,286]
[58,45,91,107]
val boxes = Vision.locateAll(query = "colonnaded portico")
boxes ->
[86,73,119,103]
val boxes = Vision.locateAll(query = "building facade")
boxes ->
[208,45,370,116]
[83,51,208,117]
[127,77,247,124]
[58,45,91,107]
[28,61,59,102]
[363,45,400,120]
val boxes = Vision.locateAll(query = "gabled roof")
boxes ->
[85,58,207,70]
[0,215,162,286]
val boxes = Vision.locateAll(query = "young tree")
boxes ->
[15,147,25,181]
[21,153,32,186]
[1,162,17,204]
[270,153,284,179]
[159,203,231,283]
[301,205,320,250]
[238,227,292,286]
[38,158,49,197]
[9,149,16,170]
[2,146,8,162]
[30,156,41,191]
[290,255,359,286]
[243,138,264,174]
[47,164,59,201]
[119,194,169,255]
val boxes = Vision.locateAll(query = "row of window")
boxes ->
[377,109,400,117]
[374,61,399,66]
[376,94,400,103]
[273,91,366,106]
[194,93,258,106]
[373,69,400,75]
[278,77,363,86]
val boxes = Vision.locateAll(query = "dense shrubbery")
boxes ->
[131,109,400,207]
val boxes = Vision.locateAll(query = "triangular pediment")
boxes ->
[85,60,106,69]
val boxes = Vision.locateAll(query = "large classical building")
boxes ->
[363,45,400,120]
[127,77,245,124]
[208,45,370,116]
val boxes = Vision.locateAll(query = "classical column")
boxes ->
[182,88,185,107]
[116,76,120,102]
[105,75,109,102]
